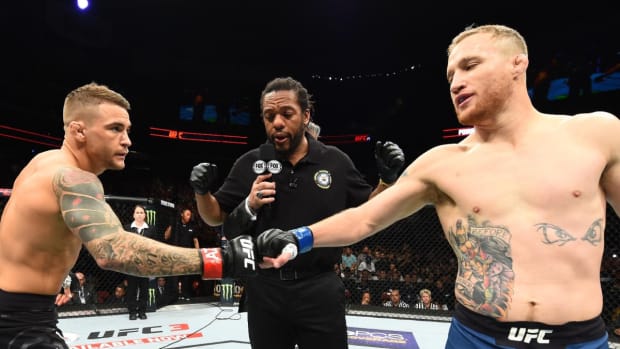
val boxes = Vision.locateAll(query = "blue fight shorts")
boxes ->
[446,303,608,349]
[0,289,67,349]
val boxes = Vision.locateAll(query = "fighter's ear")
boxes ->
[513,53,529,76]
[69,121,86,140]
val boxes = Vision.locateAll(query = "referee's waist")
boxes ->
[259,266,332,281]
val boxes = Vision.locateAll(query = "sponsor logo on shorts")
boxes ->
[507,327,552,344]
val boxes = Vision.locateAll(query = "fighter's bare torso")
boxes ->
[0,149,85,295]
[426,112,617,323]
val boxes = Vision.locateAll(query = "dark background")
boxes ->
[1,0,618,187]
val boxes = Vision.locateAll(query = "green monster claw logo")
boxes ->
[145,209,157,226]
[221,282,234,302]
[148,288,156,306]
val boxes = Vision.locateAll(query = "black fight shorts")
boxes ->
[446,303,608,349]
[0,288,67,349]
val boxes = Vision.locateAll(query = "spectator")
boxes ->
[431,278,455,310]
[341,267,355,281]
[105,284,127,305]
[400,273,417,305]
[356,245,372,266]
[360,290,372,306]
[55,273,75,306]
[164,207,200,301]
[155,277,175,308]
[414,289,440,310]
[383,288,410,308]
[72,272,96,305]
[124,204,154,320]
[341,246,357,272]
[357,254,376,276]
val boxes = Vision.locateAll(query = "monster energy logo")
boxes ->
[148,288,156,306]
[220,280,234,303]
[145,209,157,226]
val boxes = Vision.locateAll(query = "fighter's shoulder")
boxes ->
[402,143,464,179]
[51,166,103,197]
[556,111,620,137]
[414,143,466,164]
[20,150,96,183]
[556,111,618,126]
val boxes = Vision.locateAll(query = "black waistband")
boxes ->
[0,288,56,312]
[259,267,330,281]
[454,302,607,347]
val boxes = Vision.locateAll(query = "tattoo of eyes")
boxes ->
[535,223,576,246]
[581,218,603,246]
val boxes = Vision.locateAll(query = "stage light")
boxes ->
[76,0,89,11]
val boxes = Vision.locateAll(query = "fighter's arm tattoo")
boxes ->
[54,167,122,242]
[53,167,200,276]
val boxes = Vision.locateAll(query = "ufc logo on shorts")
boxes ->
[507,327,552,344]
[240,237,256,271]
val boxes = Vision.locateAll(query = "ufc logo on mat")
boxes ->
[507,327,552,344]
[240,237,256,270]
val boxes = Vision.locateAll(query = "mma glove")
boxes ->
[189,162,218,195]
[374,140,405,185]
[199,235,257,279]
[257,227,314,259]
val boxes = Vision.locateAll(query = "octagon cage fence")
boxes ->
[0,192,619,337]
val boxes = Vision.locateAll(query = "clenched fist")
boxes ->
[189,162,218,195]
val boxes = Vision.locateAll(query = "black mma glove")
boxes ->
[257,227,314,259]
[199,235,257,280]
[374,140,405,184]
[189,162,218,195]
[222,199,256,240]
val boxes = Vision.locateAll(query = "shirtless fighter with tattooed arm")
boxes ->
[0,82,256,348]
[258,25,620,348]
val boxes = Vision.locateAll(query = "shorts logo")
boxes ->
[145,209,157,226]
[314,170,332,189]
[507,327,552,344]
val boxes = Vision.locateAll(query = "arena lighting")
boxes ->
[442,127,474,139]
[319,134,371,145]
[0,124,62,148]
[76,0,89,11]
[148,126,248,145]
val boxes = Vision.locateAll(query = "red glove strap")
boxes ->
[199,248,223,279]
